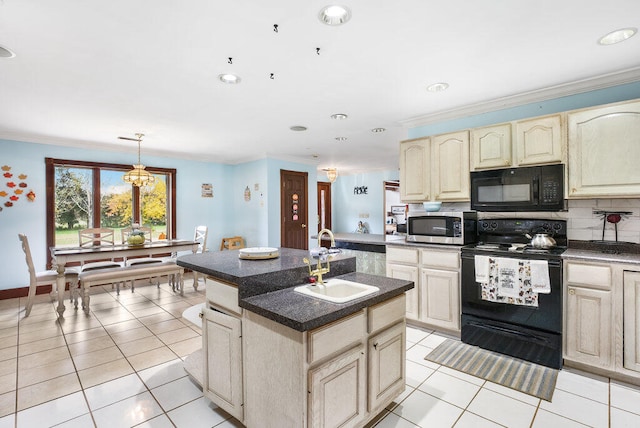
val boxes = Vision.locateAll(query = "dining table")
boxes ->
[50,239,200,316]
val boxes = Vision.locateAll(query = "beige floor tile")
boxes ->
[128,306,166,319]
[0,359,16,378]
[125,300,159,311]
[90,300,123,311]
[0,390,16,418]
[18,358,76,389]
[110,326,153,345]
[18,335,67,357]
[63,326,108,345]
[17,325,63,345]
[137,311,175,326]
[0,346,16,362]
[72,345,124,371]
[16,373,81,411]
[113,294,149,305]
[0,371,17,395]
[127,346,178,372]
[57,315,103,334]
[18,346,70,371]
[68,335,116,357]
[96,312,136,326]
[0,327,18,342]
[168,337,202,359]
[17,318,61,334]
[77,358,134,389]
[18,310,58,325]
[104,319,144,334]
[118,336,165,357]
[146,319,188,335]
[157,327,200,345]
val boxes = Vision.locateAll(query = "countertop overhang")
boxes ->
[177,247,414,331]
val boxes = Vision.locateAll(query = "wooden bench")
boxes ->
[77,262,184,314]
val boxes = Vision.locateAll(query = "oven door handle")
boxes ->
[467,320,553,346]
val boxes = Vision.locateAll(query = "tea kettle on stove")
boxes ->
[525,231,557,249]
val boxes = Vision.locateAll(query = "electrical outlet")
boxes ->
[359,213,369,218]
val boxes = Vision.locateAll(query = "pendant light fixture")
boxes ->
[325,168,338,183]
[120,133,156,187]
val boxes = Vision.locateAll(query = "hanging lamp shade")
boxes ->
[326,168,338,183]
[120,133,156,187]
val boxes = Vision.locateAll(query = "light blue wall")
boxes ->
[332,170,400,235]
[409,81,640,139]
[1,139,321,290]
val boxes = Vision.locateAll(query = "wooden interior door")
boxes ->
[317,181,332,232]
[281,170,308,250]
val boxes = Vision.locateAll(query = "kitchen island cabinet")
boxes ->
[177,248,413,427]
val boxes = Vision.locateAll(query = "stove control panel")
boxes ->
[477,218,567,236]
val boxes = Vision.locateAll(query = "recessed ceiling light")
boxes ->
[426,82,449,92]
[371,127,386,133]
[335,137,347,141]
[330,113,348,120]
[218,73,241,84]
[290,125,308,131]
[318,5,352,26]
[0,45,16,58]
[598,28,637,45]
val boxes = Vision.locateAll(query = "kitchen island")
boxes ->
[177,248,413,428]
[314,232,406,276]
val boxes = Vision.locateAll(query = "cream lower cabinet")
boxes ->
[201,307,244,421]
[242,294,406,428]
[568,100,640,198]
[623,271,640,373]
[386,245,460,332]
[565,261,613,369]
[201,278,244,422]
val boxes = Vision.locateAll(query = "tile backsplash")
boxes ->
[434,199,640,244]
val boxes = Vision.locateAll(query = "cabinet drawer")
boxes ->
[205,277,241,315]
[420,249,460,270]
[368,294,406,334]
[565,262,611,290]
[387,247,419,264]
[308,311,365,364]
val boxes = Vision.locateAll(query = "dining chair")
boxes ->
[120,225,165,289]
[220,236,245,251]
[18,233,79,316]
[77,227,122,271]
[164,225,208,291]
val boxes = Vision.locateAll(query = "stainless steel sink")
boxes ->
[293,278,379,303]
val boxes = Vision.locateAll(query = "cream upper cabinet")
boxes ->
[400,138,430,201]
[470,123,512,170]
[623,271,640,373]
[515,114,564,166]
[568,100,640,198]
[432,131,470,201]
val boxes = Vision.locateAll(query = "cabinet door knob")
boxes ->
[569,288,575,295]
[373,342,378,350]
[199,311,204,318]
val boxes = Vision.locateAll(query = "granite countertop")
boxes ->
[563,240,640,265]
[313,232,406,245]
[177,247,414,332]
[241,272,413,331]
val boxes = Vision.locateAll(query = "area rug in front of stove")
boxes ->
[425,339,558,401]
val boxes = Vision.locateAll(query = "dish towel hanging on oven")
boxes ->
[477,257,549,307]
[529,259,551,293]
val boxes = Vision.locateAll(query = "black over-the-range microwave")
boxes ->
[470,164,565,212]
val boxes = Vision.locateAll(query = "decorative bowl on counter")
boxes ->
[423,202,442,212]
[239,247,280,260]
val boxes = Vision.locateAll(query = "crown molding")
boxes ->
[400,67,640,128]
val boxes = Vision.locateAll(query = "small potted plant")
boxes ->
[127,223,145,245]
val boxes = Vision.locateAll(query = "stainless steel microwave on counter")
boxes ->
[470,164,565,212]
[407,211,477,245]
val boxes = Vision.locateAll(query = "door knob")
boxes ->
[301,224,306,228]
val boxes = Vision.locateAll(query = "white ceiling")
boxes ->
[1,0,639,175]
